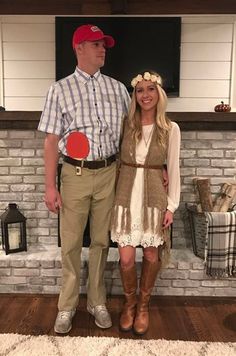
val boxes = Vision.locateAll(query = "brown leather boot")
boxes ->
[133,258,161,335]
[119,264,137,331]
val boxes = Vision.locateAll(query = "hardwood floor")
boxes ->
[0,294,235,342]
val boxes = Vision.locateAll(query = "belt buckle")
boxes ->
[76,166,82,175]
[75,160,84,175]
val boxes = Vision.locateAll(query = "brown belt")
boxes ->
[121,160,163,169]
[63,154,116,169]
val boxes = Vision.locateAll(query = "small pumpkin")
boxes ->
[214,101,231,112]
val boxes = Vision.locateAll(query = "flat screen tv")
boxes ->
[56,16,181,96]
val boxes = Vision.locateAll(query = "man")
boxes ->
[38,24,130,333]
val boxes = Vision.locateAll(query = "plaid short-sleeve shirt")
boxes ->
[38,67,130,160]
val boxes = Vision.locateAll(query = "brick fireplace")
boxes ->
[0,112,236,296]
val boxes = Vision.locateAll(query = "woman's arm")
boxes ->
[166,121,181,213]
[162,122,181,228]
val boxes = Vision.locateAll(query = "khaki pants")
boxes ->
[58,161,116,311]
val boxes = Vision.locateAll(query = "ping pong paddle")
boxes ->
[66,131,90,159]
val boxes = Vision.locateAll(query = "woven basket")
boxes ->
[185,204,207,259]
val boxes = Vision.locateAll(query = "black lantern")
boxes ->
[0,203,27,255]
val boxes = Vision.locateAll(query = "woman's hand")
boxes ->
[162,210,173,229]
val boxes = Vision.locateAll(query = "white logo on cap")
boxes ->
[91,26,100,32]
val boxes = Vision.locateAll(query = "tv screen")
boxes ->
[56,16,181,96]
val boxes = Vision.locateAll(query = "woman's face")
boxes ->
[135,80,159,114]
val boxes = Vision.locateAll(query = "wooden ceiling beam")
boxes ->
[0,0,235,15]
[0,0,83,15]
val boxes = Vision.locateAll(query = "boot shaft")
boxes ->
[138,258,161,309]
[140,258,161,292]
[134,258,161,335]
[119,264,137,331]
[120,264,137,301]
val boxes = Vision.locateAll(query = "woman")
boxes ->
[110,71,181,335]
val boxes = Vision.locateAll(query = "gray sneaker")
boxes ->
[87,303,112,329]
[54,309,76,333]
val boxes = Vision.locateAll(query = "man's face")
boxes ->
[76,40,106,73]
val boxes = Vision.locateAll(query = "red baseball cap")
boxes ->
[72,24,115,49]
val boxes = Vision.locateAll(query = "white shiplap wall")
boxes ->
[168,16,234,111]
[0,15,235,111]
[1,16,55,110]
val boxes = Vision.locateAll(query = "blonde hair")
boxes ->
[128,71,172,148]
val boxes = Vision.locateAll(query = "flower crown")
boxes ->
[131,71,162,88]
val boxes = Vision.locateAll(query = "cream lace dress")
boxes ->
[111,121,181,248]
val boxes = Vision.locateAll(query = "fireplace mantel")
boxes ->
[0,111,236,131]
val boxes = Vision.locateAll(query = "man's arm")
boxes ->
[163,164,168,192]
[44,133,62,213]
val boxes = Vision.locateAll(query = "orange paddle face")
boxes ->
[66,132,90,159]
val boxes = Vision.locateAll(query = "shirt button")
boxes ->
[100,145,102,148]
[95,103,97,106]
[100,130,102,133]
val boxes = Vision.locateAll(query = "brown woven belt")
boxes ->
[63,154,116,169]
[121,160,163,169]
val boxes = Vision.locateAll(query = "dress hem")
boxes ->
[111,236,165,248]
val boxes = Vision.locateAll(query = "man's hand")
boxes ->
[44,187,62,213]
[162,166,168,192]
[162,210,173,229]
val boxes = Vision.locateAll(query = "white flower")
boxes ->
[136,74,143,82]
[131,78,137,88]
[150,74,156,82]
[155,76,162,85]
[143,72,151,80]
[131,74,143,87]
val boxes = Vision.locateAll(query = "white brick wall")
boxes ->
[176,130,236,248]
[0,247,235,296]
